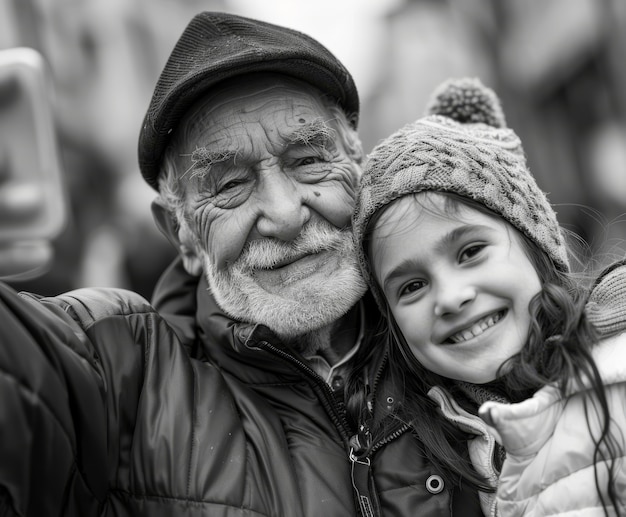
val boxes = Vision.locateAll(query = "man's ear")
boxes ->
[151,199,203,277]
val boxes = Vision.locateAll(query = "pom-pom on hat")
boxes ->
[138,11,359,190]
[425,77,506,128]
[353,77,570,310]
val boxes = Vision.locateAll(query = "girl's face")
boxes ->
[370,193,542,384]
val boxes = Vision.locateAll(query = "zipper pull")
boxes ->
[349,448,376,517]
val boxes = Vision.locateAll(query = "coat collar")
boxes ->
[478,332,626,456]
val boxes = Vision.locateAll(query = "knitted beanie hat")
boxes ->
[353,77,570,309]
[138,11,359,190]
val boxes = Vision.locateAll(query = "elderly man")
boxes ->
[0,12,481,517]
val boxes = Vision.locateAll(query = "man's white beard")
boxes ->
[201,221,367,346]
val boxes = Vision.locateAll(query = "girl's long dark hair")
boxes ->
[350,192,622,513]
[346,314,495,491]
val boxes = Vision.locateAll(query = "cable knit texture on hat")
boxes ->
[353,77,569,309]
[586,261,626,338]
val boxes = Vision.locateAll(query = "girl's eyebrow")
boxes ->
[434,224,492,254]
[382,256,424,293]
[381,224,493,292]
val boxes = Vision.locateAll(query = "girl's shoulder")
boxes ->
[586,259,626,338]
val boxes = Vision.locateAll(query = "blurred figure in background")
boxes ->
[0,0,184,297]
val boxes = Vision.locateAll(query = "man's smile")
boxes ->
[262,251,312,270]
[253,250,336,288]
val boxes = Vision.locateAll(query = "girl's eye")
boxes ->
[460,244,485,261]
[399,279,427,298]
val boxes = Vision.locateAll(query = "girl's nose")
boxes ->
[434,281,477,317]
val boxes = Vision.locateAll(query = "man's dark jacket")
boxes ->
[0,258,480,516]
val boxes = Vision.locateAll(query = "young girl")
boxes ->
[350,77,626,516]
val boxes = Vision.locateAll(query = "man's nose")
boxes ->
[254,171,311,241]
[433,279,476,317]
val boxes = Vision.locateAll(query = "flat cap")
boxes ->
[138,11,359,190]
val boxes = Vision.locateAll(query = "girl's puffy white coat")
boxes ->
[431,332,626,517]
[481,332,626,516]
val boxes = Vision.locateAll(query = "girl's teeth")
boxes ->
[448,312,503,343]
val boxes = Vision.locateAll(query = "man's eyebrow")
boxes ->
[284,117,337,149]
[381,224,493,292]
[183,147,237,178]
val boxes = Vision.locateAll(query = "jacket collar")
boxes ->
[153,257,370,384]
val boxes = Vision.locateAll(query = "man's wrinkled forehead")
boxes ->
[173,73,342,167]
[187,116,337,173]
[180,72,332,134]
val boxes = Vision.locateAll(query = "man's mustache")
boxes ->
[237,222,351,271]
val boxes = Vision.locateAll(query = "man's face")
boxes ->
[174,75,366,338]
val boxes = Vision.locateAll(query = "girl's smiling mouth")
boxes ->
[443,310,507,344]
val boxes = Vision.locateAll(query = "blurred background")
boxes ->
[1,0,625,297]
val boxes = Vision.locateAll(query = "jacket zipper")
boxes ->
[348,351,411,517]
[254,340,352,440]
[369,423,410,455]
[360,352,411,455]
[254,339,381,517]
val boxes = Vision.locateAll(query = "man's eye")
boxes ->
[219,179,245,192]
[399,279,427,298]
[297,156,322,166]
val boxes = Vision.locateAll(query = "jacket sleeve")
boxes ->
[0,281,109,516]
